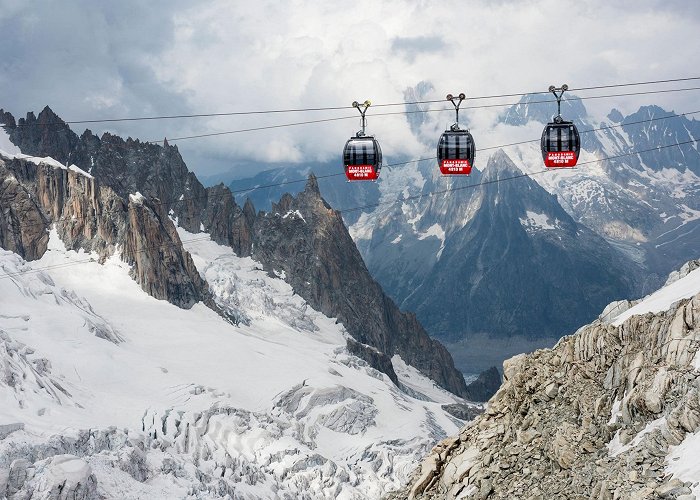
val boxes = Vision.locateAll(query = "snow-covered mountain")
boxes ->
[392,258,700,499]
[502,96,700,275]
[0,106,469,397]
[345,87,700,373]
[0,108,492,498]
[0,225,475,498]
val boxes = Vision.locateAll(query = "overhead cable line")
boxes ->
[231,108,700,192]
[4,108,699,233]
[0,137,697,280]
[5,76,700,127]
[151,86,700,144]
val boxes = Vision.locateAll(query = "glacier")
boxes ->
[0,225,477,498]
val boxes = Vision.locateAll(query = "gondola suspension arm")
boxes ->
[446,93,466,130]
[352,100,371,137]
[548,84,569,123]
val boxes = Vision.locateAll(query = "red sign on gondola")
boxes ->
[545,151,577,168]
[440,159,472,175]
[346,164,379,181]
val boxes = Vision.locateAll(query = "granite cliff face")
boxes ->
[392,263,700,499]
[0,106,468,397]
[0,160,49,260]
[0,154,208,309]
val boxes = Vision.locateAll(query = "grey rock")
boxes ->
[394,280,700,499]
[346,338,399,386]
[441,404,483,422]
[656,479,691,498]
[248,175,468,397]
[464,366,502,402]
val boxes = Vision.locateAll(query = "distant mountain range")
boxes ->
[217,86,700,374]
[351,87,700,373]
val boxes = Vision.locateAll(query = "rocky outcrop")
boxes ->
[0,161,49,260]
[665,259,700,286]
[249,176,468,397]
[0,156,124,258]
[463,367,501,403]
[393,282,700,499]
[0,154,208,309]
[1,107,80,166]
[347,338,400,387]
[123,194,208,308]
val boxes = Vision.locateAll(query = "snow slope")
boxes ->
[0,227,473,498]
[612,266,700,325]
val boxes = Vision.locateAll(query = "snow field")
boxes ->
[0,226,470,498]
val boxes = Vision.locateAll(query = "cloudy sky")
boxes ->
[1,0,699,177]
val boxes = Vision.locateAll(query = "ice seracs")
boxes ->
[0,226,476,498]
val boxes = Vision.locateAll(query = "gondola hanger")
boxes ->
[437,93,475,175]
[343,100,383,181]
[541,84,581,168]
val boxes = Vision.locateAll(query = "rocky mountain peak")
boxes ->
[36,105,63,125]
[305,172,320,195]
[249,179,469,397]
[1,107,79,164]
[272,192,295,213]
[0,108,16,128]
[621,104,700,175]
[482,149,524,180]
[608,108,624,123]
[501,92,589,127]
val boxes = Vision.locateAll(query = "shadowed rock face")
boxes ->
[463,366,501,402]
[0,106,469,397]
[1,107,80,165]
[0,161,49,260]
[124,195,207,308]
[248,176,468,397]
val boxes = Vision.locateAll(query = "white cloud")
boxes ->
[1,0,698,176]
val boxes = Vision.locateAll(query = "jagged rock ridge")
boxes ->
[251,176,467,396]
[391,263,700,499]
[0,106,467,397]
